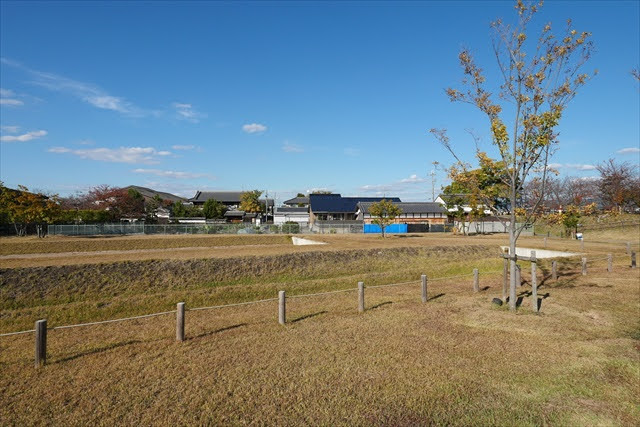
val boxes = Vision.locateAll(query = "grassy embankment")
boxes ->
[1,231,638,425]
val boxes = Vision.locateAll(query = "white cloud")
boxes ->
[242,123,267,134]
[546,163,596,171]
[617,147,640,154]
[171,144,196,150]
[282,141,303,153]
[0,88,24,106]
[173,103,205,123]
[400,174,428,184]
[1,125,20,133]
[132,168,215,180]
[0,130,47,142]
[48,146,172,164]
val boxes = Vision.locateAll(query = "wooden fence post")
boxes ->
[502,258,508,301]
[552,260,558,281]
[582,257,587,276]
[473,268,479,292]
[176,302,185,342]
[278,291,286,325]
[421,274,428,303]
[358,282,365,313]
[531,251,538,313]
[35,319,47,368]
[632,252,637,269]
[544,236,547,248]
[607,254,613,273]
[515,264,521,287]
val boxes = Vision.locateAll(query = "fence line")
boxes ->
[1,256,635,342]
[0,270,503,338]
[50,310,177,330]
[188,297,279,312]
[367,280,420,290]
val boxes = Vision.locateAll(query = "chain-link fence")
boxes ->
[47,223,315,236]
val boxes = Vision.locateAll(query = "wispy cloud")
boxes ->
[2,58,148,117]
[242,123,267,134]
[1,125,20,133]
[48,146,171,164]
[132,168,215,180]
[343,148,360,157]
[171,144,196,151]
[173,103,205,123]
[1,129,47,142]
[359,173,430,195]
[617,147,640,154]
[0,88,24,106]
[282,141,303,153]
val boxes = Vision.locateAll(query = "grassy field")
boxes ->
[1,231,639,425]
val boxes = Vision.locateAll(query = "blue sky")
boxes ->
[1,0,638,203]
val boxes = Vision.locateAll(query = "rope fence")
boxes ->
[3,247,637,368]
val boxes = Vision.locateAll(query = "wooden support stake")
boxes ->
[35,319,47,368]
[358,281,365,313]
[502,258,508,301]
[544,236,547,248]
[632,252,637,269]
[531,251,538,313]
[627,242,631,254]
[607,254,613,273]
[421,274,427,303]
[582,257,587,276]
[515,264,521,287]
[552,260,558,281]
[473,268,479,292]
[176,302,185,342]
[278,291,286,325]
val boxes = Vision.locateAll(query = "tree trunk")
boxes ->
[509,199,517,311]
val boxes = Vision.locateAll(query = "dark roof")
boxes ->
[310,194,402,213]
[189,191,244,204]
[275,207,309,214]
[126,185,184,203]
[188,191,274,207]
[283,196,309,205]
[358,202,446,215]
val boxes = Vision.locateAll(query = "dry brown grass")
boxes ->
[1,230,638,425]
[1,263,638,425]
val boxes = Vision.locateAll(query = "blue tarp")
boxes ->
[363,223,408,234]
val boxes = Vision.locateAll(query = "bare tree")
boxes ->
[432,1,595,311]
[596,159,639,212]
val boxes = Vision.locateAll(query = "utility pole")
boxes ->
[430,161,440,202]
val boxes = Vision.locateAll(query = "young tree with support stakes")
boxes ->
[369,199,402,238]
[432,0,595,311]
